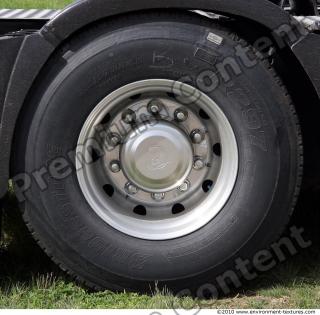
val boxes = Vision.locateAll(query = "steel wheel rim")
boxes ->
[76,79,238,240]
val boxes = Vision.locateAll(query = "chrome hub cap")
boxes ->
[121,121,193,193]
[76,79,238,240]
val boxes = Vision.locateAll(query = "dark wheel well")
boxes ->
[231,18,320,190]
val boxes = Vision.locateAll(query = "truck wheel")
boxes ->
[13,12,302,293]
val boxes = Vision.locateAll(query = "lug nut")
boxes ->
[125,183,139,195]
[151,192,165,201]
[148,99,163,115]
[110,160,121,173]
[190,129,205,144]
[178,180,190,192]
[122,109,136,124]
[108,133,121,146]
[193,158,205,170]
[174,108,188,122]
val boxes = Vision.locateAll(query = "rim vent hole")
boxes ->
[91,147,102,163]
[202,180,214,193]
[172,203,185,215]
[100,113,111,125]
[103,184,115,197]
[130,94,141,100]
[199,109,210,120]
[213,143,222,156]
[133,205,147,216]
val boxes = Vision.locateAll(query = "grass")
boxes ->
[0,0,72,9]
[1,0,320,309]
[1,189,320,309]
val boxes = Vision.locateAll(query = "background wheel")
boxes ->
[13,12,302,294]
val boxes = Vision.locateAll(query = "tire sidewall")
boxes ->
[20,19,299,290]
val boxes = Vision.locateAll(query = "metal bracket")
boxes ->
[195,9,320,32]
[0,8,320,32]
[0,9,59,20]
[295,15,320,31]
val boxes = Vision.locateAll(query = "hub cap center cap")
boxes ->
[121,121,193,192]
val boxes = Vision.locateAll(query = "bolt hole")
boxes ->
[100,113,111,125]
[90,147,102,163]
[130,94,141,100]
[213,143,222,157]
[133,205,147,216]
[199,109,210,120]
[202,180,214,193]
[103,184,114,197]
[172,203,185,215]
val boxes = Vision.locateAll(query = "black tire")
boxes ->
[13,12,302,294]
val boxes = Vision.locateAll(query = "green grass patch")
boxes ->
[1,193,320,308]
[0,0,72,9]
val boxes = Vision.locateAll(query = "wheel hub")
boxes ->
[76,79,238,240]
[121,121,193,193]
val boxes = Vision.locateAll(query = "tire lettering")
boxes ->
[227,86,268,152]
